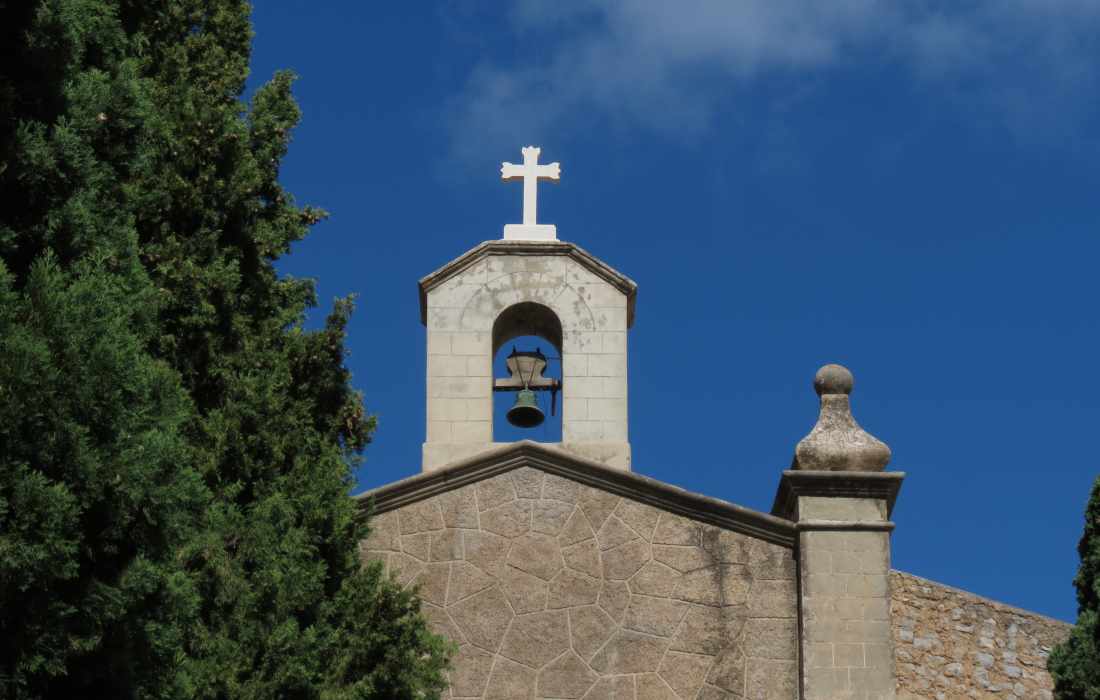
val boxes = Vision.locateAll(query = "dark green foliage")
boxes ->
[1049,476,1100,699]
[0,255,206,699]
[0,1,449,698]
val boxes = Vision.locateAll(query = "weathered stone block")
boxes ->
[707,647,747,694]
[422,603,464,642]
[635,674,678,700]
[501,610,570,667]
[512,466,544,498]
[388,551,424,587]
[399,500,444,534]
[410,563,449,606]
[430,529,463,562]
[477,473,517,510]
[560,508,595,545]
[438,486,479,529]
[748,579,797,618]
[502,565,549,614]
[599,580,632,622]
[602,539,651,580]
[543,473,583,504]
[448,561,495,605]
[563,539,602,579]
[450,586,513,652]
[402,532,431,562]
[428,397,467,422]
[800,496,887,521]
[578,488,620,530]
[746,659,798,699]
[671,606,744,656]
[835,642,865,668]
[629,561,681,598]
[653,514,701,546]
[749,540,797,581]
[674,567,723,607]
[362,512,400,551]
[508,532,564,580]
[538,652,599,698]
[590,630,668,674]
[481,500,532,537]
[653,544,710,573]
[584,674,637,699]
[484,657,535,700]
[701,528,752,565]
[569,605,616,660]
[623,596,687,637]
[616,500,660,541]
[597,516,639,551]
[533,499,575,535]
[674,566,750,607]
[549,569,601,609]
[696,685,737,700]
[744,619,798,661]
[659,651,713,698]
[464,530,508,577]
[450,645,494,697]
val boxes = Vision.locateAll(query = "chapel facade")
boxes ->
[357,148,1069,700]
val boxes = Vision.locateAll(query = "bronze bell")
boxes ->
[506,388,545,428]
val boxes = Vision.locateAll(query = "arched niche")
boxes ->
[491,302,563,357]
[491,302,563,442]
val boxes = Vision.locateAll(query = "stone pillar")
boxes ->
[773,364,904,700]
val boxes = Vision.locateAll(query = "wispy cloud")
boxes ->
[446,0,1100,160]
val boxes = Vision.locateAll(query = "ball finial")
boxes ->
[794,362,891,471]
[814,363,853,397]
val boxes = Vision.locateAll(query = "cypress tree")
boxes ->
[1,2,450,697]
[1,3,207,696]
[1049,476,1100,699]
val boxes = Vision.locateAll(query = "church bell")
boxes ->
[506,389,544,428]
[496,346,559,429]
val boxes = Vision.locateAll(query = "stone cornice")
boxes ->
[770,469,905,521]
[418,240,639,328]
[356,441,796,548]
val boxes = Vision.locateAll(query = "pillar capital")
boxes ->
[771,470,905,523]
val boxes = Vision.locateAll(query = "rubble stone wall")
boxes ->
[890,570,1071,700]
[360,467,799,699]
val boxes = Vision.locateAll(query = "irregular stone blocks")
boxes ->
[361,468,798,699]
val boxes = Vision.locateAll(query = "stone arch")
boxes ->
[491,302,563,357]
[458,272,597,335]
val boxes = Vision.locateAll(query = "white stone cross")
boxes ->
[501,145,560,241]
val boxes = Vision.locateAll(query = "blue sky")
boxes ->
[247,2,1100,622]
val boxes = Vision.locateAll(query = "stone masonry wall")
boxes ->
[360,467,799,699]
[891,571,1071,700]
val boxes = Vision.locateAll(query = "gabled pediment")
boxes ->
[418,240,638,327]
[356,441,795,548]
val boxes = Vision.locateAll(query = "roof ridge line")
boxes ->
[355,441,797,548]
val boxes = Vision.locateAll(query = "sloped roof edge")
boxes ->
[418,240,638,327]
[355,441,796,548]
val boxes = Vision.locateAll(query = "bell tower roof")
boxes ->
[418,239,638,328]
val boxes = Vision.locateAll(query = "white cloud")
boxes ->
[446,0,1100,159]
